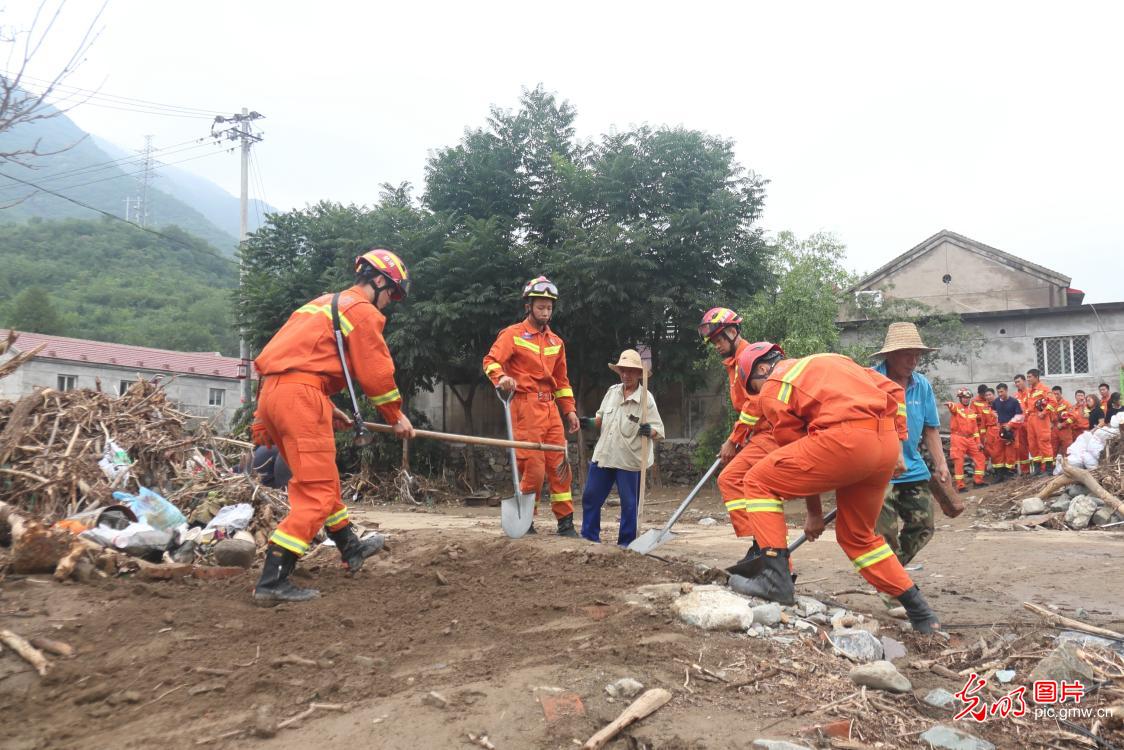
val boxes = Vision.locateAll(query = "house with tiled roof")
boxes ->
[0,330,251,430]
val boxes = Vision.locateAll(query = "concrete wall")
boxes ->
[859,238,1067,314]
[0,355,245,430]
[841,306,1124,403]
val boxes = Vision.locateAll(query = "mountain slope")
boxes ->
[0,106,239,251]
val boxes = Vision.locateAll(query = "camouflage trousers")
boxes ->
[874,480,934,567]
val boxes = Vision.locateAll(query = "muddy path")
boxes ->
[1,480,1121,749]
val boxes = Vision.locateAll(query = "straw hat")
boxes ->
[609,349,649,374]
[874,322,938,357]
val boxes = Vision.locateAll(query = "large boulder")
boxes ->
[1065,496,1099,529]
[1029,643,1095,687]
[848,660,911,692]
[671,585,754,631]
[1021,497,1046,515]
[829,629,883,663]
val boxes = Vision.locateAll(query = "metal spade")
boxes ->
[496,388,536,538]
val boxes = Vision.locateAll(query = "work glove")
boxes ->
[251,421,273,448]
[638,423,653,437]
[578,416,597,430]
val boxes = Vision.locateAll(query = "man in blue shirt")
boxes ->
[871,323,951,566]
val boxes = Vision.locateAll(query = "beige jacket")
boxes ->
[591,383,664,471]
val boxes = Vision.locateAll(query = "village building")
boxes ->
[0,330,249,430]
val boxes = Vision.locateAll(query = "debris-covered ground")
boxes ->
[2,480,1123,750]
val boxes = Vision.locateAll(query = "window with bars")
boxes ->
[1034,336,1089,377]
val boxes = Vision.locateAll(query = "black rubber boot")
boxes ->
[253,544,319,604]
[556,514,578,538]
[726,548,795,606]
[526,522,537,535]
[327,524,385,573]
[896,584,941,633]
[726,540,764,577]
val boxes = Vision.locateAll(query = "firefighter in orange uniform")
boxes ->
[483,276,580,537]
[1012,374,1033,475]
[728,345,940,633]
[251,249,416,603]
[1024,369,1057,473]
[695,309,805,551]
[948,388,988,491]
[972,385,1001,480]
[1051,386,1076,455]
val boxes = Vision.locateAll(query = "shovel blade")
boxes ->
[500,492,536,539]
[627,528,675,555]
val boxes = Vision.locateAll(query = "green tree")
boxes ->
[7,286,65,335]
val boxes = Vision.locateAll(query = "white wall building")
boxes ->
[0,329,250,430]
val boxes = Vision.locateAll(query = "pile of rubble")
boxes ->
[0,332,289,582]
[635,578,1124,749]
[1005,459,1124,531]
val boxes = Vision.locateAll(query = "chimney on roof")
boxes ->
[1066,288,1085,306]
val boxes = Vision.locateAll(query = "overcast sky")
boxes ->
[8,0,1123,302]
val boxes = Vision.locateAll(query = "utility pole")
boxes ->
[212,108,264,406]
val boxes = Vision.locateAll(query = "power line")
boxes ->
[0,170,238,267]
[0,137,215,192]
[1,71,223,116]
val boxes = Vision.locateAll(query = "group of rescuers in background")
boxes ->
[249,246,986,637]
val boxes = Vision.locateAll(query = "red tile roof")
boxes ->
[1,329,249,380]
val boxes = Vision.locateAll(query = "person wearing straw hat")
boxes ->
[871,322,950,566]
[577,349,664,547]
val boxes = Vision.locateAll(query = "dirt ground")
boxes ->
[1,478,1122,750]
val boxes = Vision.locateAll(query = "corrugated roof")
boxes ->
[1,329,247,380]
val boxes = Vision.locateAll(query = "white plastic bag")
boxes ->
[98,440,132,484]
[113,487,187,532]
[204,503,254,532]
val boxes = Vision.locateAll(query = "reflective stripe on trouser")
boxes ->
[717,434,779,538]
[950,435,987,487]
[512,398,572,519]
[739,424,914,597]
[1026,415,1054,467]
[258,378,346,556]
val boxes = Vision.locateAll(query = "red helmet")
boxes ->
[736,341,785,388]
[522,275,559,301]
[355,248,411,300]
[698,307,743,341]
[956,387,972,399]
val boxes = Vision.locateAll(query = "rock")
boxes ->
[830,610,858,629]
[1030,643,1095,686]
[252,706,277,738]
[887,606,908,620]
[808,613,831,625]
[1021,497,1046,515]
[995,669,1016,683]
[919,724,995,750]
[829,629,883,663]
[751,602,783,627]
[795,595,826,617]
[794,620,818,634]
[751,741,814,750]
[422,691,449,709]
[1075,608,1090,620]
[924,688,957,709]
[213,538,256,568]
[1066,496,1098,529]
[848,660,912,692]
[354,655,377,670]
[1067,484,1086,498]
[1050,495,1073,512]
[671,585,755,631]
[1092,507,1119,526]
[881,635,907,661]
[697,517,717,526]
[636,583,690,601]
[605,678,644,700]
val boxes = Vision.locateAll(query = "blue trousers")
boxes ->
[580,461,640,546]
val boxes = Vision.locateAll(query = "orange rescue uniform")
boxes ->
[483,320,576,518]
[1053,397,1076,456]
[255,287,404,556]
[948,402,987,489]
[738,354,915,597]
[1024,382,1057,469]
[717,340,778,537]
[971,398,1001,471]
[1013,387,1032,474]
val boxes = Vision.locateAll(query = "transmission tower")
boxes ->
[137,135,156,226]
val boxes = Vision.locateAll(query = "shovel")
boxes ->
[496,388,536,539]
[627,458,723,555]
